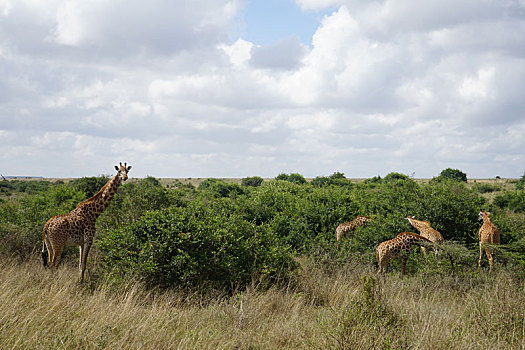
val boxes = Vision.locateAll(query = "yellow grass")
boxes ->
[1,256,525,349]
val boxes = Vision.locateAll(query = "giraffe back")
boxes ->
[335,215,371,241]
[376,232,431,273]
[479,210,500,245]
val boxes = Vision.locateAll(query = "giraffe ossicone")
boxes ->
[42,162,132,282]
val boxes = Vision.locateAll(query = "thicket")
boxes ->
[1,172,525,292]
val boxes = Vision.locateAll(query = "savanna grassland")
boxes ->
[1,170,525,349]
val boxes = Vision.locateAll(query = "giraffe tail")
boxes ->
[42,227,48,268]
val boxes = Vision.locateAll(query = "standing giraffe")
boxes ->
[335,215,371,242]
[405,216,444,256]
[376,232,431,274]
[42,162,132,282]
[478,210,500,271]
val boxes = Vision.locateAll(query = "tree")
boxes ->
[435,168,467,182]
[242,176,264,187]
[517,172,525,191]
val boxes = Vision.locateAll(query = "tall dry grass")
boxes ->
[1,256,524,349]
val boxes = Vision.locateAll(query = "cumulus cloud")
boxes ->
[1,0,524,178]
[250,36,307,70]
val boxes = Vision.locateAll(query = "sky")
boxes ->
[1,0,524,179]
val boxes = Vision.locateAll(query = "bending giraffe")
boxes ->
[42,162,132,282]
[478,210,500,272]
[335,215,371,243]
[376,232,431,274]
[405,216,444,256]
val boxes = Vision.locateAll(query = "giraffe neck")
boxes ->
[77,175,122,218]
[483,213,492,226]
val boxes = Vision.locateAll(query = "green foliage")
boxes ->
[70,176,110,198]
[517,173,525,191]
[472,182,501,193]
[0,179,53,195]
[275,173,307,184]
[241,176,264,187]
[383,172,410,182]
[493,190,525,213]
[311,172,353,187]
[99,177,185,230]
[493,192,513,209]
[0,183,85,259]
[198,178,244,198]
[1,171,525,290]
[100,201,297,290]
[434,168,468,182]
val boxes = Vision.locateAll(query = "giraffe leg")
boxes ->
[485,247,494,272]
[42,235,52,267]
[478,243,483,269]
[79,242,92,282]
[377,257,388,274]
[51,243,64,268]
[401,254,408,275]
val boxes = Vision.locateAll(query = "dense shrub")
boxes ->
[383,172,410,182]
[472,182,501,193]
[198,178,244,198]
[517,173,525,191]
[275,173,307,184]
[433,168,468,182]
[100,201,297,290]
[99,176,185,230]
[0,179,53,195]
[311,172,353,187]
[242,176,264,187]
[70,176,110,198]
[0,184,85,259]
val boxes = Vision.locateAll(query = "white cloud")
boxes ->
[1,0,525,178]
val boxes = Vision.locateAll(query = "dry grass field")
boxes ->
[1,256,524,349]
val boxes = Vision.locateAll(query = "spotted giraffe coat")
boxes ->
[478,210,500,271]
[376,232,431,274]
[405,216,444,243]
[42,163,131,281]
[335,215,371,242]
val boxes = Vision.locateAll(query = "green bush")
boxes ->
[70,176,110,198]
[517,173,525,191]
[99,177,185,230]
[472,183,501,193]
[0,183,86,259]
[311,172,353,187]
[242,176,264,187]
[383,172,410,182]
[100,201,297,290]
[433,168,468,182]
[198,178,244,198]
[275,173,307,185]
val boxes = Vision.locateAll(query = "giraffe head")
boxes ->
[114,162,132,181]
[479,210,489,221]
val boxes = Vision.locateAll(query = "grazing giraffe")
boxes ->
[478,210,500,271]
[406,216,444,256]
[376,232,431,274]
[335,215,371,242]
[42,162,132,282]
